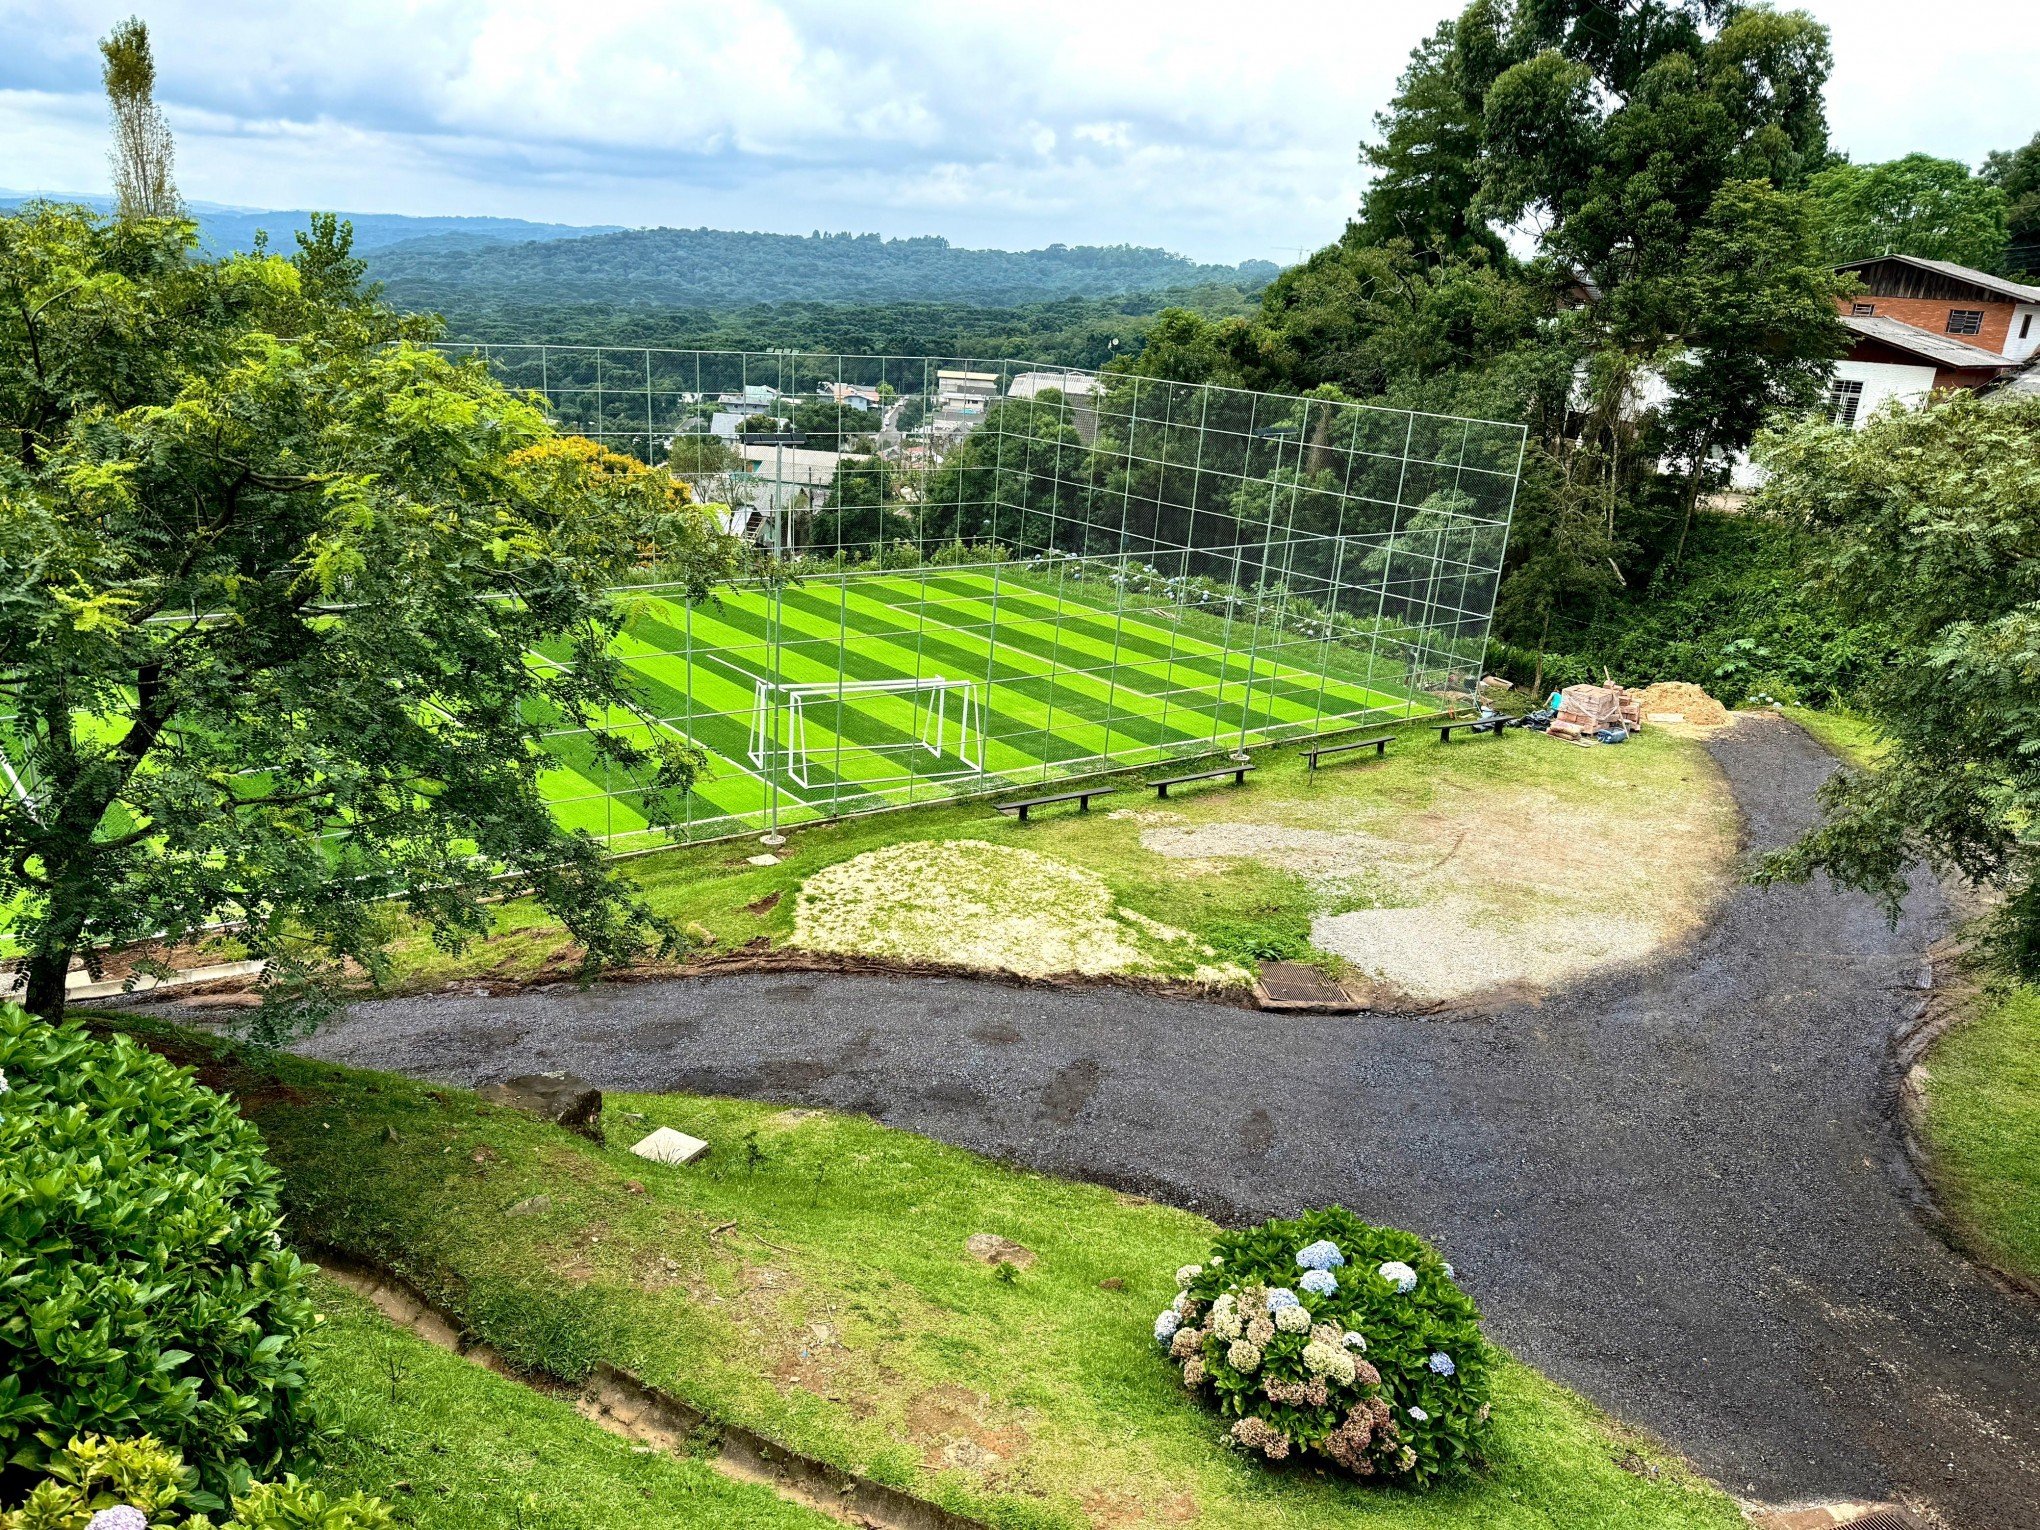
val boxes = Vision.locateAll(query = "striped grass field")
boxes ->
[543,566,1421,846]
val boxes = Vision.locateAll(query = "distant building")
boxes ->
[936,369,999,407]
[1826,256,2036,426]
[816,382,883,412]
[1834,255,2040,364]
[1005,370,1102,400]
[1828,315,2020,424]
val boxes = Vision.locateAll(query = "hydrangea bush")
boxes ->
[0,1435,390,1530]
[0,1009,317,1499]
[1154,1208,1492,1486]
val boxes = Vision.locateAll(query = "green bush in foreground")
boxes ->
[0,1009,316,1498]
[1156,1208,1493,1486]
[0,1434,389,1530]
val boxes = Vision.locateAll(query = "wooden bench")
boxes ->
[1304,734,1393,771]
[1150,763,1255,799]
[995,786,1117,823]
[1437,717,1508,742]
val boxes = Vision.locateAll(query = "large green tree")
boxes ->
[1806,153,2010,268]
[1983,131,2040,277]
[1752,391,2040,970]
[0,205,741,1024]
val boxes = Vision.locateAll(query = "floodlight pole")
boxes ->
[749,426,806,849]
[1233,425,1298,761]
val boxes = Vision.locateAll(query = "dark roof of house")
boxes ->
[1835,254,2040,306]
[1841,314,2020,370]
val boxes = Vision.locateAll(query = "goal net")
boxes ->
[746,676,984,791]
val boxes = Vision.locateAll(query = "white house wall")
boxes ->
[2008,304,2040,364]
[1835,359,1938,422]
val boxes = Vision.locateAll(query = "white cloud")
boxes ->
[0,0,2035,263]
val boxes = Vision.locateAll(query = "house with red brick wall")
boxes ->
[1824,255,2033,426]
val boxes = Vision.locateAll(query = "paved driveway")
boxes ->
[300,715,2040,1528]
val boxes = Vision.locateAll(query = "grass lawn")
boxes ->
[114,1017,1739,1530]
[1921,984,2040,1287]
[301,1279,833,1529]
[1778,704,1887,770]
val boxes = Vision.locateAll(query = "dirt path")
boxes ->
[295,715,2040,1528]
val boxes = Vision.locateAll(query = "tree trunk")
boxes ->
[23,946,71,1023]
[1673,433,1715,568]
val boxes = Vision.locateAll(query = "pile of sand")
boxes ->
[1634,681,1731,728]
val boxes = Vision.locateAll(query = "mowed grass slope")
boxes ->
[113,1018,1740,1530]
[536,566,1422,845]
[304,1282,833,1530]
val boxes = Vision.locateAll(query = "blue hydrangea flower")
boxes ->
[1154,1310,1182,1344]
[1299,1269,1338,1296]
[87,1510,148,1530]
[1443,1262,1456,1280]
[1407,1405,1430,1423]
[1428,1351,1456,1377]
[1265,1287,1301,1313]
[1294,1239,1345,1271]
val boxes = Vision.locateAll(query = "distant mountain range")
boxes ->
[3,194,1278,311]
[366,226,1280,310]
[0,192,620,254]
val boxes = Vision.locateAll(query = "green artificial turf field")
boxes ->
[536,565,1426,847]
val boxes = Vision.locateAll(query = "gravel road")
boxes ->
[298,714,2040,1528]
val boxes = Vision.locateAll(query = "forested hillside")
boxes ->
[368,226,1279,311]
[426,283,1261,367]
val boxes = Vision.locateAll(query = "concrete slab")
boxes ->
[631,1126,710,1165]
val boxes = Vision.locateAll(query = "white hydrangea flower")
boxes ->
[1211,1306,1244,1341]
[1170,1290,1194,1316]
[1274,1303,1311,1334]
[1408,1405,1430,1422]
[1442,1262,1456,1279]
[1175,1263,1202,1289]
[1342,1330,1368,1352]
[1299,1268,1338,1296]
[1227,1339,1263,1373]
[1302,1339,1355,1385]
[1377,1260,1418,1293]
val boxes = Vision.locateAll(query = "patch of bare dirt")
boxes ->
[904,1383,1029,1475]
[1142,749,1736,1005]
[1081,1487,1200,1527]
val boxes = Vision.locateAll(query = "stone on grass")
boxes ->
[632,1126,710,1166]
[1098,1277,1126,1291]
[964,1233,1037,1269]
[506,1193,552,1217]
[477,1072,604,1140]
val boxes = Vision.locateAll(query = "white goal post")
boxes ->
[746,675,984,790]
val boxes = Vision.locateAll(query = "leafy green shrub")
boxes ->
[0,1009,316,1498]
[1154,1208,1492,1486]
[0,1434,390,1529]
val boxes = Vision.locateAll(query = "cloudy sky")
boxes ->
[1,0,2035,264]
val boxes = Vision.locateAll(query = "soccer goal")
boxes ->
[746,675,984,791]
